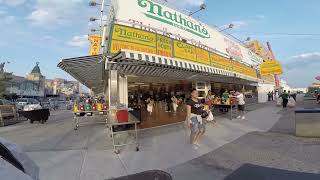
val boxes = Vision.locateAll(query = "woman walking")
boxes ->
[186,89,206,148]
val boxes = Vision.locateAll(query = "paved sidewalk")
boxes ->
[0,104,282,180]
[168,95,320,180]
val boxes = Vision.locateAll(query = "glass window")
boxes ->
[145,55,149,62]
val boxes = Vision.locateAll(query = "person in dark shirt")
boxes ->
[186,89,206,148]
[280,90,289,108]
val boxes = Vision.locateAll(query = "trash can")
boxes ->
[295,108,320,137]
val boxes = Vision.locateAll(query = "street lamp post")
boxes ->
[189,3,207,16]
[219,24,234,32]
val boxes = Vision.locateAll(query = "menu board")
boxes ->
[196,47,210,65]
[109,24,259,79]
[157,35,172,57]
[173,40,197,62]
[110,40,157,54]
[210,53,233,71]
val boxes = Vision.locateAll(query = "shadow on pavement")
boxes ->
[224,163,320,180]
[108,170,172,180]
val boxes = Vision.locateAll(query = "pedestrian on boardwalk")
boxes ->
[280,90,289,108]
[235,90,246,119]
[186,89,206,148]
[268,91,272,101]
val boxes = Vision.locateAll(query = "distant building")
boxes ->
[279,79,291,92]
[45,78,80,99]
[5,63,80,100]
[291,88,307,93]
[6,63,45,98]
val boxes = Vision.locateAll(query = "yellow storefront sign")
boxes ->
[89,35,101,56]
[243,66,257,78]
[210,53,232,71]
[260,60,283,75]
[173,40,196,62]
[111,24,157,47]
[232,61,243,74]
[110,40,156,54]
[108,24,260,80]
[157,35,172,57]
[196,48,210,65]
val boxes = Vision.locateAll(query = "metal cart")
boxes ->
[73,111,108,130]
[212,104,238,120]
[107,119,140,154]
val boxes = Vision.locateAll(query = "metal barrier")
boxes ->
[0,105,18,127]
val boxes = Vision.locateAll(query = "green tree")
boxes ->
[0,62,12,98]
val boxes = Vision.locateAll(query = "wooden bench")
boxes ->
[0,105,18,127]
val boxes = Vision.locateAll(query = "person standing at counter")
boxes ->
[235,90,246,120]
[186,89,206,148]
[221,89,230,113]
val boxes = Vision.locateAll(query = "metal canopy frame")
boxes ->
[108,50,258,85]
[57,50,259,94]
[57,55,105,93]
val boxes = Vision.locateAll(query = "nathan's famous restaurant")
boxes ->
[58,0,279,128]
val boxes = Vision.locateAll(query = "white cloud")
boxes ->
[290,52,320,60]
[159,0,204,9]
[221,20,248,30]
[256,15,265,19]
[231,21,248,29]
[179,0,204,7]
[67,35,89,47]
[1,0,26,6]
[27,0,96,27]
[3,15,15,24]
[0,10,7,16]
[40,35,57,41]
[28,9,51,25]
[281,52,320,87]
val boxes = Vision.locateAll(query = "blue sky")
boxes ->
[1,0,320,88]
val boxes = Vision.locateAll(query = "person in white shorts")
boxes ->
[186,89,206,148]
[235,90,246,120]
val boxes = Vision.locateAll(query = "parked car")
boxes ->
[0,99,13,105]
[15,98,40,110]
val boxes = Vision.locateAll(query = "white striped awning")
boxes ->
[109,49,258,83]
[57,50,259,93]
[57,55,105,93]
